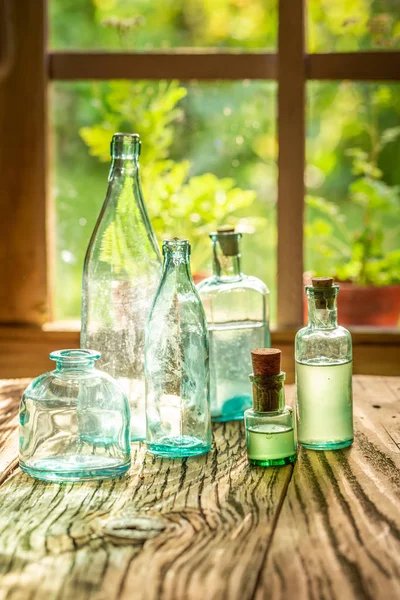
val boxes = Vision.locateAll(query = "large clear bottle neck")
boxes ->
[307,286,339,329]
[109,132,141,179]
[109,157,138,178]
[211,231,242,280]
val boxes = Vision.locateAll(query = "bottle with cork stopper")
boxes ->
[295,277,353,450]
[244,349,296,467]
[197,226,270,423]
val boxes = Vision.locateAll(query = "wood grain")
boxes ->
[258,377,400,599]
[0,376,399,599]
[0,378,292,600]
[0,0,48,325]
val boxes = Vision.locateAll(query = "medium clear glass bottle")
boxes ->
[81,133,162,441]
[145,239,212,458]
[19,350,131,482]
[295,277,353,450]
[244,349,296,467]
[197,227,270,422]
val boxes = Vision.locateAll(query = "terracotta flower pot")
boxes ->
[303,276,400,326]
[193,271,210,285]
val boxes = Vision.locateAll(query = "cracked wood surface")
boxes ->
[0,376,399,599]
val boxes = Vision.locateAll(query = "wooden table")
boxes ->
[0,376,399,599]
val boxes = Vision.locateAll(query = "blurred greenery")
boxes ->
[50,0,400,324]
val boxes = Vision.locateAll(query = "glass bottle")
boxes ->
[145,239,212,458]
[81,133,162,441]
[19,349,131,482]
[295,277,353,450]
[197,226,270,422]
[244,349,296,467]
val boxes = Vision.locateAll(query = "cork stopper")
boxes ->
[310,276,336,309]
[250,349,284,412]
[217,225,235,234]
[212,225,241,257]
[312,276,333,287]
[251,348,281,376]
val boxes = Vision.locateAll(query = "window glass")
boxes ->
[308,0,400,52]
[51,81,277,323]
[306,82,400,326]
[49,0,277,51]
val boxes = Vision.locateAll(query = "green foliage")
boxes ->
[80,80,259,269]
[307,127,400,286]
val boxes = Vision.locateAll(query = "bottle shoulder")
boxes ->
[296,325,352,341]
[22,369,125,401]
[295,325,352,362]
[198,274,269,296]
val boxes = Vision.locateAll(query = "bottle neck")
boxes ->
[211,238,242,280]
[213,253,241,279]
[164,251,193,281]
[250,372,285,412]
[162,240,195,290]
[307,293,338,329]
[50,350,99,373]
[55,359,95,373]
[109,157,139,180]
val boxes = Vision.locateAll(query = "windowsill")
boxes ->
[0,323,398,379]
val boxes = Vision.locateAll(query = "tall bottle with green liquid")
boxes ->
[295,277,353,450]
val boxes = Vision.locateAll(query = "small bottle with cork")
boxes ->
[295,276,353,450]
[244,349,297,467]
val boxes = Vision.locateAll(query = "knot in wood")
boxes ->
[101,515,167,545]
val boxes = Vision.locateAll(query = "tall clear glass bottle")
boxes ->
[81,133,162,441]
[197,227,270,422]
[145,239,211,458]
[295,277,353,450]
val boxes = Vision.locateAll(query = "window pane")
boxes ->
[308,0,400,52]
[49,0,277,51]
[306,82,400,327]
[51,80,277,323]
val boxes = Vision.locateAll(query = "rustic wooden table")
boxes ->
[0,376,399,599]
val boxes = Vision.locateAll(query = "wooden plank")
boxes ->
[0,380,26,485]
[277,0,306,328]
[0,379,293,599]
[308,52,400,81]
[0,0,48,325]
[49,51,278,81]
[257,376,400,599]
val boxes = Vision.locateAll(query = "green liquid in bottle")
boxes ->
[246,423,297,466]
[296,360,353,450]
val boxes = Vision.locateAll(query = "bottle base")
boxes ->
[20,455,131,482]
[147,435,211,458]
[248,453,297,467]
[299,439,353,451]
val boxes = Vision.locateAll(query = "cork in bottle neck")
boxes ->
[249,349,285,412]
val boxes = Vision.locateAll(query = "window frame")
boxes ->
[0,0,400,378]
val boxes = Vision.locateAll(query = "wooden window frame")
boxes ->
[0,0,400,379]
